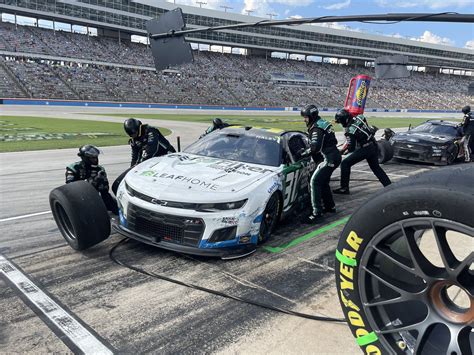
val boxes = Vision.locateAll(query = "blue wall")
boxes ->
[0,98,459,113]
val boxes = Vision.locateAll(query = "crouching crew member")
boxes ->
[112,118,176,194]
[300,105,341,224]
[460,105,474,163]
[66,145,118,214]
[333,109,391,194]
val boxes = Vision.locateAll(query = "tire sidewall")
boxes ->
[335,185,474,354]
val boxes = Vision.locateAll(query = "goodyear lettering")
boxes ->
[348,311,364,327]
[337,229,382,354]
[346,231,363,252]
[365,345,382,355]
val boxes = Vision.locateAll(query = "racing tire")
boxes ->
[446,144,459,165]
[377,140,394,164]
[335,165,473,355]
[49,181,111,250]
[258,192,282,244]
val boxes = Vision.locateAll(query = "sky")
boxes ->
[165,0,474,49]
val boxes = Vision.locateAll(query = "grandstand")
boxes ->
[0,0,473,110]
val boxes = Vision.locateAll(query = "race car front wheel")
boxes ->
[335,165,473,354]
[258,192,282,244]
[50,181,111,250]
[377,140,394,164]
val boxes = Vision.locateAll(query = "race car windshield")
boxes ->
[184,133,282,167]
[411,123,459,136]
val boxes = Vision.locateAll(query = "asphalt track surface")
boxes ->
[0,106,443,354]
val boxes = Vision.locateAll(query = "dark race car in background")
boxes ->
[390,120,464,165]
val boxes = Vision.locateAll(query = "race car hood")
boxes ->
[124,153,278,200]
[392,132,454,145]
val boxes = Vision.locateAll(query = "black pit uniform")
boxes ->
[66,145,118,214]
[461,105,474,162]
[112,118,176,195]
[129,124,176,166]
[334,110,391,194]
[300,105,341,223]
[200,118,230,139]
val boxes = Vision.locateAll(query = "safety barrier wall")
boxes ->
[0,98,459,113]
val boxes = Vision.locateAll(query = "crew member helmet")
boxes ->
[124,118,142,138]
[78,145,101,167]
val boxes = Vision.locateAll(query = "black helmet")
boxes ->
[78,145,100,167]
[213,118,225,129]
[124,118,142,138]
[300,104,319,127]
[462,105,471,114]
[334,109,352,127]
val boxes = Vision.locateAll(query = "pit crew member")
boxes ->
[66,145,118,214]
[300,105,341,224]
[333,109,391,194]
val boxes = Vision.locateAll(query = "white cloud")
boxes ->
[411,30,455,46]
[241,0,313,17]
[322,0,351,10]
[465,40,474,49]
[375,0,472,9]
[241,0,273,16]
[169,0,225,10]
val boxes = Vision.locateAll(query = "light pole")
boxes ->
[244,9,255,16]
[220,5,233,13]
[196,1,207,8]
[266,13,277,20]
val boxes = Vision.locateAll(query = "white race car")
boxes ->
[114,126,316,258]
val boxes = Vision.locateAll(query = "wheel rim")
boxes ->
[447,146,458,165]
[259,195,280,242]
[359,218,473,354]
[54,201,76,241]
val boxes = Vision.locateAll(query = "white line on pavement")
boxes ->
[0,254,113,354]
[0,211,51,223]
[351,169,409,178]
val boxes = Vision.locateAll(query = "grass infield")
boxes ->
[97,113,455,132]
[0,116,171,152]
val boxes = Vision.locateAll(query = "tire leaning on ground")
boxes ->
[49,181,111,250]
[335,165,474,354]
[377,140,394,164]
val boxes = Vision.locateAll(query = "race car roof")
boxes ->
[425,120,459,126]
[219,126,286,138]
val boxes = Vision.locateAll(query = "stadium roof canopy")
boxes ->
[1,0,473,70]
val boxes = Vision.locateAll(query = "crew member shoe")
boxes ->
[303,212,324,224]
[323,206,337,214]
[333,187,350,195]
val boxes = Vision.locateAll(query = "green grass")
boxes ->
[0,116,171,152]
[95,113,455,132]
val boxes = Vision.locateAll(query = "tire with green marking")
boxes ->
[335,165,474,355]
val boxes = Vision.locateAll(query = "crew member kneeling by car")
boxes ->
[112,118,176,195]
[460,105,474,163]
[333,109,391,194]
[66,145,118,214]
[299,105,341,224]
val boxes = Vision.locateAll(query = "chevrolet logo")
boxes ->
[151,199,168,206]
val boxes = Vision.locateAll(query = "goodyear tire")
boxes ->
[335,165,473,354]
[49,181,111,250]
[377,140,394,164]
[258,192,282,244]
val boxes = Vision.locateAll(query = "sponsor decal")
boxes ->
[221,217,239,225]
[354,80,368,108]
[267,181,279,194]
[166,154,274,175]
[140,171,219,191]
[336,231,382,354]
